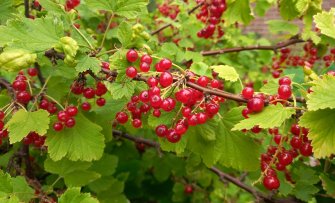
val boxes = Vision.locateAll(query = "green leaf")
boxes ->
[307,75,335,111]
[58,188,99,203]
[254,0,272,16]
[292,166,319,201]
[267,20,299,35]
[117,21,133,48]
[105,82,136,100]
[299,109,335,158]
[190,62,212,78]
[219,107,261,171]
[279,0,309,20]
[75,54,101,74]
[46,113,105,161]
[90,154,118,176]
[85,0,148,19]
[224,0,254,25]
[195,120,218,141]
[0,171,34,202]
[233,104,295,131]
[211,65,239,82]
[6,109,50,144]
[0,17,63,52]
[314,8,335,39]
[320,174,335,197]
[0,0,16,25]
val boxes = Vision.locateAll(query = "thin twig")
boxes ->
[24,0,29,18]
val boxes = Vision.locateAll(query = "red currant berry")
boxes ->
[139,90,150,103]
[132,119,142,128]
[278,152,293,166]
[16,91,31,104]
[65,117,76,128]
[153,109,161,117]
[66,106,78,117]
[83,88,95,99]
[159,72,173,87]
[290,136,302,149]
[184,185,193,194]
[140,62,150,72]
[166,129,181,143]
[101,62,110,70]
[126,49,138,62]
[299,142,313,156]
[126,66,137,78]
[13,80,27,91]
[53,122,63,131]
[159,58,172,70]
[147,77,158,87]
[141,54,152,64]
[278,76,291,85]
[197,76,209,87]
[182,107,192,118]
[247,97,264,113]
[242,87,254,99]
[263,176,280,190]
[116,112,128,124]
[278,85,292,100]
[290,124,300,136]
[0,111,4,120]
[27,68,38,77]
[150,95,162,109]
[57,111,69,122]
[242,107,250,118]
[96,98,106,106]
[156,125,168,137]
[81,102,91,111]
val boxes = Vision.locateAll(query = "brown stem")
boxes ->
[24,0,29,18]
[151,2,204,35]
[34,63,45,86]
[201,38,304,56]
[0,78,15,100]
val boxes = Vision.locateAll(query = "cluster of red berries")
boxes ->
[39,97,58,114]
[12,68,38,104]
[33,0,41,8]
[65,0,80,11]
[195,0,226,38]
[158,2,180,20]
[52,106,78,131]
[23,132,46,148]
[260,124,312,190]
[0,111,8,145]
[322,48,335,67]
[71,80,107,110]
[116,49,225,143]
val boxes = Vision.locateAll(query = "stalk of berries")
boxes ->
[65,0,80,11]
[158,1,180,20]
[195,0,227,39]
[115,49,225,143]
[23,132,46,148]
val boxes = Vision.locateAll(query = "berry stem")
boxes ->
[44,95,65,110]
[99,13,114,49]
[72,24,95,51]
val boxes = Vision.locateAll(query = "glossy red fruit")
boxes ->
[196,112,207,124]
[66,106,78,117]
[247,97,264,113]
[290,136,302,149]
[278,85,292,100]
[140,62,150,72]
[153,109,161,117]
[278,76,291,85]
[57,111,69,122]
[126,66,137,78]
[126,49,138,62]
[53,122,63,131]
[278,152,293,166]
[166,129,181,143]
[132,119,142,128]
[156,125,168,137]
[242,107,250,118]
[83,88,95,99]
[16,91,31,104]
[65,118,76,128]
[187,114,198,126]
[242,87,254,99]
[150,95,162,109]
[263,176,280,190]
[141,54,152,64]
[159,58,172,70]
[96,98,106,106]
[251,125,262,133]
[290,124,300,136]
[101,62,110,70]
[182,107,192,118]
[139,90,150,103]
[184,185,193,194]
[116,112,128,124]
[197,76,209,87]
[210,79,220,88]
[273,134,282,145]
[175,123,187,135]
[300,142,313,156]
[159,72,173,87]
[27,68,38,77]
[13,80,27,91]
[81,102,91,111]
[147,77,158,87]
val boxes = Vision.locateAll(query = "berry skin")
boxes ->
[27,68,38,77]
[66,106,78,117]
[13,80,27,91]
[210,79,220,88]
[139,90,150,103]
[242,87,254,99]
[53,122,63,131]
[278,85,292,100]
[140,62,150,72]
[65,118,76,128]
[83,88,95,99]
[196,112,207,124]
[300,142,313,156]
[279,76,292,85]
[147,77,158,87]
[150,95,162,109]
[247,97,264,113]
[81,102,91,111]
[184,185,193,194]
[0,111,4,120]
[290,124,300,136]
[57,111,69,122]
[153,109,161,117]
[126,66,137,78]
[126,49,138,62]
[159,58,172,70]
[116,112,128,124]
[132,119,142,128]
[141,54,152,64]
[182,107,192,118]
[159,72,173,87]
[96,98,106,106]
[166,129,181,143]
[16,91,31,104]
[251,125,262,133]
[156,125,168,137]
[187,114,198,126]
[242,107,250,118]
[290,136,302,149]
[263,176,280,190]
[278,152,293,166]
[197,76,209,87]
[101,62,110,70]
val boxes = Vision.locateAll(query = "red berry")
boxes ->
[182,107,192,118]
[126,49,138,62]
[160,98,176,112]
[13,80,27,91]
[278,85,292,100]
[251,125,262,133]
[278,76,291,85]
[175,123,187,135]
[159,58,172,70]
[278,152,293,166]
[101,62,110,70]
[159,72,173,87]
[16,91,31,104]
[263,176,280,190]
[132,119,142,128]
[65,117,76,128]
[96,98,106,106]
[126,66,137,78]
[140,62,150,72]
[81,102,91,111]
[139,90,150,103]
[27,68,38,77]
[184,185,193,194]
[196,112,207,124]
[141,54,152,64]
[273,134,282,145]
[242,87,254,99]
[153,109,161,117]
[290,136,302,149]
[155,125,168,137]
[242,107,250,118]
[166,129,181,143]
[197,76,209,87]
[147,77,158,87]
[210,79,220,88]
[116,112,128,124]
[83,88,95,99]
[53,122,63,131]
[187,114,198,126]
[66,106,78,117]
[150,95,162,109]
[0,111,4,120]
[290,124,300,136]
[299,142,313,156]
[247,97,264,113]
[57,111,69,122]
